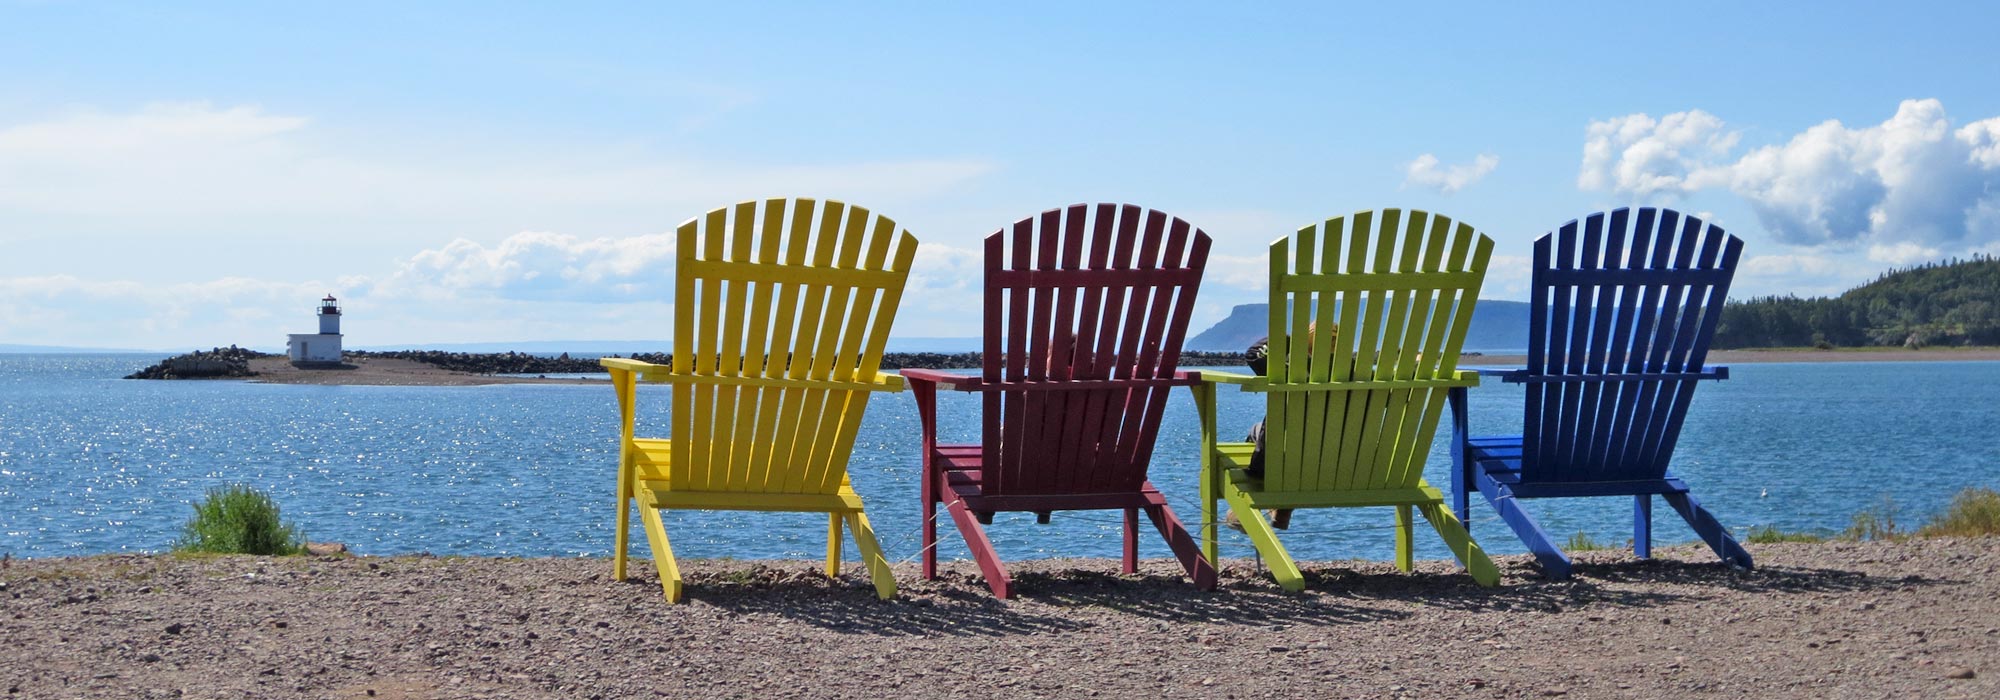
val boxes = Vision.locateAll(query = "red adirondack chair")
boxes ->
[903,204,1219,598]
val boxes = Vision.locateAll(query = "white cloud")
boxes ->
[0,101,994,227]
[896,243,985,336]
[1481,254,1533,301]
[1,228,995,347]
[0,102,304,154]
[0,274,327,348]
[1402,153,1499,194]
[1866,242,1943,266]
[1577,99,2000,257]
[375,231,678,302]
[1731,253,1873,298]
[1200,253,1271,292]
[1577,110,1736,196]
[1742,254,1839,277]
[1963,117,2000,168]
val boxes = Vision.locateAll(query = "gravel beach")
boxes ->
[3,538,1995,699]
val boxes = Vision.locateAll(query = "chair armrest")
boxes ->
[872,373,908,392]
[898,368,982,391]
[603,356,906,393]
[1471,367,1528,380]
[1198,370,1269,392]
[1488,366,1730,384]
[600,357,660,373]
[902,368,1201,392]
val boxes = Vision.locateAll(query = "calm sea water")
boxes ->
[2,353,1996,565]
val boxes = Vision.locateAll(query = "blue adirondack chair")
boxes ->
[1451,207,1753,579]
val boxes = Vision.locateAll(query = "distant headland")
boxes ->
[123,348,1263,386]
[119,345,2000,387]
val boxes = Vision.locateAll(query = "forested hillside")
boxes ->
[1715,256,2000,348]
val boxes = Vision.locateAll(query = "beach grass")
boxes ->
[172,484,304,556]
[1844,496,1905,541]
[1918,487,2000,537]
[1746,525,1828,544]
[1563,531,1613,552]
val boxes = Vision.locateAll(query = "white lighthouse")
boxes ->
[286,295,345,366]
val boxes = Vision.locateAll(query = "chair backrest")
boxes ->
[979,204,1211,496]
[1263,209,1492,493]
[1519,207,1743,484]
[668,198,918,495]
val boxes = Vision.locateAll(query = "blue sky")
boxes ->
[4,1,1999,349]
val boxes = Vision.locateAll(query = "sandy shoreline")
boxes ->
[227,348,2000,387]
[3,539,1995,698]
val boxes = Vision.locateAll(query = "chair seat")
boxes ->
[631,437,672,481]
[1226,468,1446,509]
[1466,434,1691,498]
[931,443,1163,511]
[636,481,867,513]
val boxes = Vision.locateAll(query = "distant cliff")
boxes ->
[1186,301,1532,353]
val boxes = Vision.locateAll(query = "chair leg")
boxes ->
[1394,505,1414,572]
[1192,383,1221,566]
[1122,508,1139,574]
[613,492,632,581]
[1416,502,1500,586]
[1200,463,1220,567]
[1454,479,1472,536]
[1634,495,1653,559]
[1140,485,1218,591]
[921,470,940,581]
[1661,491,1753,570]
[1222,488,1303,591]
[1476,478,1574,579]
[1448,387,1473,536]
[941,490,1013,599]
[841,511,898,600]
[638,506,684,603]
[825,513,843,579]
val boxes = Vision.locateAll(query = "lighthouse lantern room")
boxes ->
[287,294,345,366]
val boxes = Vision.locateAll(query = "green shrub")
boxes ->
[1919,487,2000,537]
[1745,525,1827,544]
[1843,496,1904,541]
[172,485,304,555]
[1564,531,1610,552]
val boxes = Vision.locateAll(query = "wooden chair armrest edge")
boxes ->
[897,368,983,391]
[1199,370,1268,391]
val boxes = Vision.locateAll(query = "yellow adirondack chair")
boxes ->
[1191,209,1501,590]
[602,198,917,602]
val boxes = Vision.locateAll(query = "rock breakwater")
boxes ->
[122,346,273,379]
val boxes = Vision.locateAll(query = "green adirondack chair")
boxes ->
[1190,209,1501,590]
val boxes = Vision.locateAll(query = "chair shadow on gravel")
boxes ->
[671,581,1095,637]
[1264,562,1699,615]
[1009,569,1413,627]
[1561,557,1954,595]
[618,553,1955,637]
